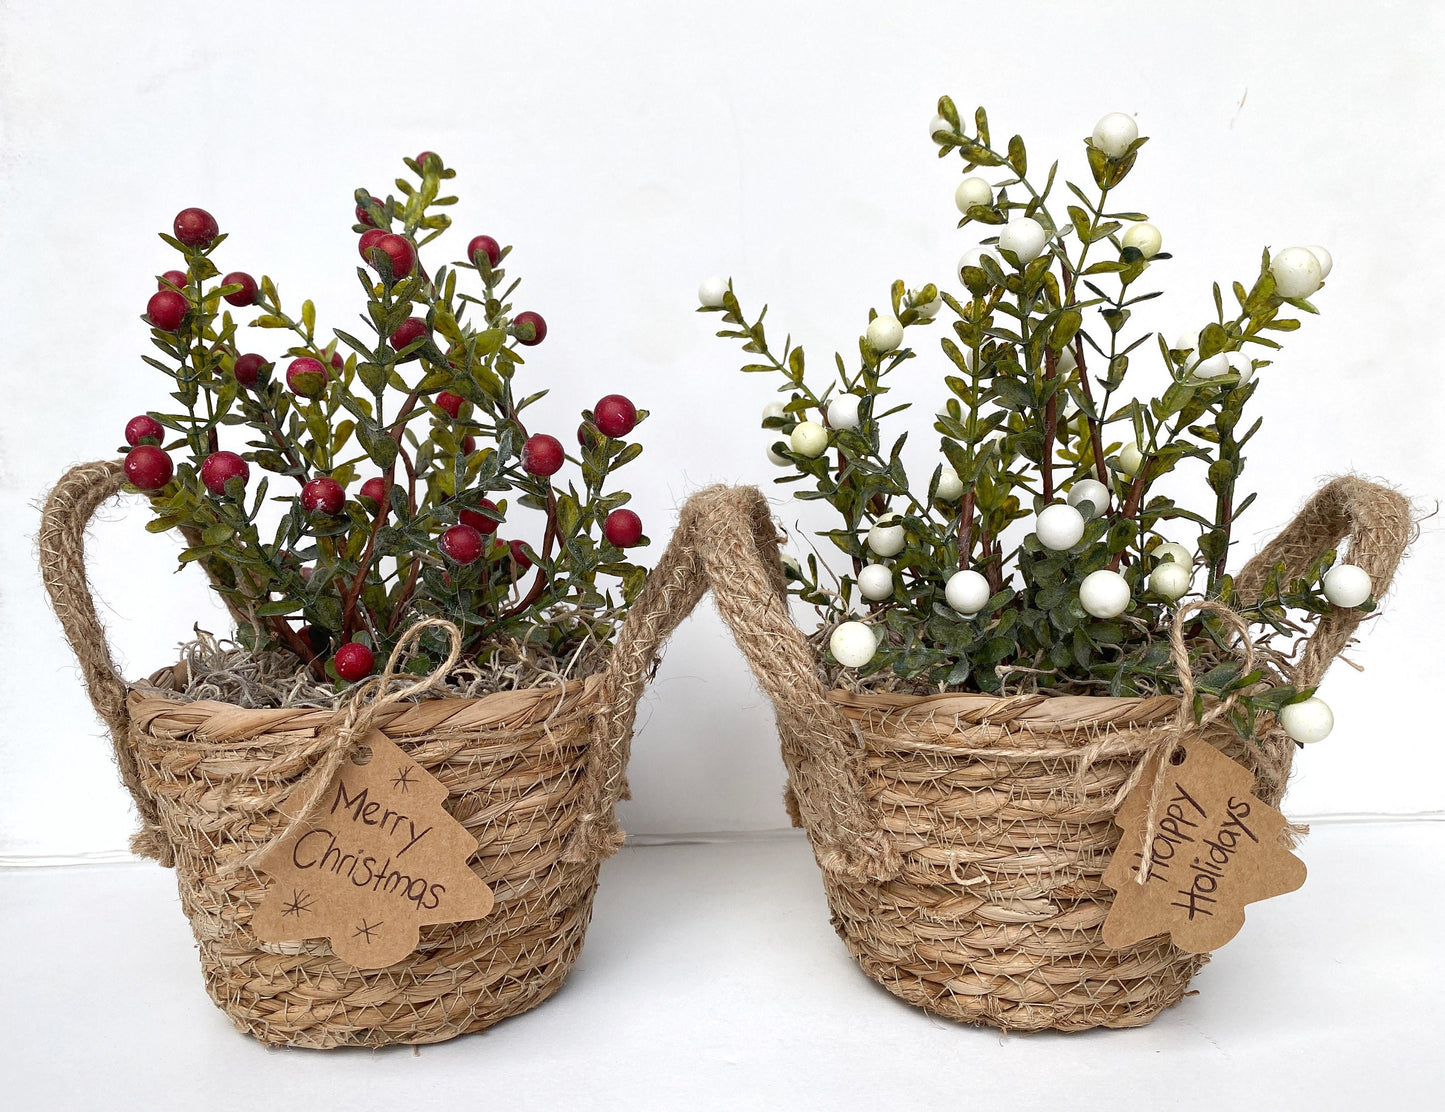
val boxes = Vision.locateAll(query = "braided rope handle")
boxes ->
[37,460,712,870]
[670,486,903,883]
[1233,475,1415,688]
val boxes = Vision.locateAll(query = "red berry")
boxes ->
[334,642,375,682]
[390,317,428,351]
[124,415,164,447]
[604,508,644,548]
[299,624,331,654]
[360,477,389,513]
[366,233,416,280]
[173,207,219,248]
[233,352,268,387]
[355,196,381,227]
[513,310,547,346]
[222,271,258,306]
[158,270,187,291]
[461,436,477,455]
[329,351,345,370]
[508,539,533,572]
[437,391,464,419]
[286,356,328,397]
[459,499,501,535]
[440,524,484,564]
[301,476,345,515]
[123,445,173,491]
[467,235,501,268]
[593,394,637,439]
[416,151,437,167]
[200,451,249,495]
[358,228,387,260]
[147,290,188,332]
[521,433,564,476]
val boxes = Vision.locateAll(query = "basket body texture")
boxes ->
[678,478,1413,1033]
[128,677,608,1048]
[791,689,1292,1031]
[40,459,694,1049]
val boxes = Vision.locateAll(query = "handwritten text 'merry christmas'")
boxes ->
[290,775,446,910]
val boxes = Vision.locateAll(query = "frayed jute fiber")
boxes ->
[674,478,1414,1032]
[39,459,704,1049]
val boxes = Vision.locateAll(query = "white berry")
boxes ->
[929,115,952,139]
[1148,560,1192,601]
[761,400,787,425]
[827,393,862,430]
[1056,345,1077,375]
[1279,697,1333,744]
[698,276,728,308]
[866,314,904,354]
[830,621,879,669]
[1194,352,1231,380]
[954,176,993,213]
[1224,351,1254,385]
[1079,568,1131,618]
[934,463,964,502]
[1153,541,1191,566]
[1121,222,1162,259]
[780,552,801,576]
[790,420,828,458]
[908,289,943,319]
[1092,113,1138,159]
[857,563,894,601]
[1067,478,1110,520]
[997,216,1048,265]
[958,247,1000,283]
[1322,564,1372,608]
[1172,329,1201,371]
[766,439,790,466]
[867,515,906,558]
[945,569,992,616]
[1303,244,1333,279]
[1118,442,1144,477]
[1035,503,1086,551]
[1271,247,1323,299]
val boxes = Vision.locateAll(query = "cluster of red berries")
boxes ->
[125,192,647,685]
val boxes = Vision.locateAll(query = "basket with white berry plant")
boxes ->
[38,152,683,1048]
[697,101,1414,1031]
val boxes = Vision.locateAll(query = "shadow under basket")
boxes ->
[678,478,1412,1032]
[39,460,684,1049]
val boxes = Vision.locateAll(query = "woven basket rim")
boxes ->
[828,686,1184,728]
[126,670,605,745]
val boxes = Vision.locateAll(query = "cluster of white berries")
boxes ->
[1271,245,1332,300]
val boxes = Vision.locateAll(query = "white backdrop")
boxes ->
[2,0,1441,860]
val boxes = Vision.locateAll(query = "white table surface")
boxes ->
[3,822,1441,1111]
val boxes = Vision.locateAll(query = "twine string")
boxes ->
[1127,599,1258,885]
[222,617,463,875]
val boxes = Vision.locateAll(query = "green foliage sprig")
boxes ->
[124,154,650,682]
[703,100,1363,733]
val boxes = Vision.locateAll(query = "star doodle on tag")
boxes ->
[250,730,495,968]
[1102,739,1307,954]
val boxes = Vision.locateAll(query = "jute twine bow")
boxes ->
[222,617,463,876]
[1078,598,1259,886]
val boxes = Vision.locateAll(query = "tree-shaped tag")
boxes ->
[251,730,495,968]
[1102,739,1306,953]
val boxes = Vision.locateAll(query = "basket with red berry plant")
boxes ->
[39,153,685,1048]
[695,102,1416,1031]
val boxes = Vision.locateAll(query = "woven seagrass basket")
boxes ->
[39,459,698,1049]
[680,478,1412,1032]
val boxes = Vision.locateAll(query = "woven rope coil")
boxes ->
[681,477,1413,1031]
[38,460,704,1048]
